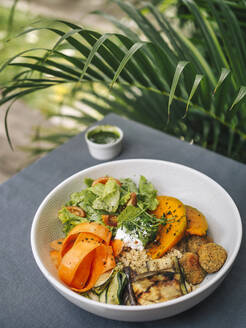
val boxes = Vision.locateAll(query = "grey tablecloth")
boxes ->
[0,114,245,328]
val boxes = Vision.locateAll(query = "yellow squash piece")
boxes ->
[185,205,208,236]
[147,196,187,259]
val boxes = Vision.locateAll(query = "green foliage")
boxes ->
[1,0,246,162]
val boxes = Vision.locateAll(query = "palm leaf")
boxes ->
[213,68,230,95]
[1,0,246,163]
[168,61,189,119]
[184,74,203,117]
[110,42,145,88]
[229,86,246,111]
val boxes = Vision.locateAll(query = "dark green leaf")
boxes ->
[229,86,246,111]
[168,61,189,119]
[184,74,203,117]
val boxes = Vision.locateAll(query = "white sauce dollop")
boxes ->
[115,227,144,250]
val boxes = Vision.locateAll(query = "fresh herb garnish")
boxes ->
[117,205,174,246]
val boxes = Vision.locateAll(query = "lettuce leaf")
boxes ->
[119,192,131,206]
[138,175,159,211]
[89,183,104,197]
[84,178,94,187]
[79,189,103,221]
[120,178,138,193]
[58,207,88,235]
[92,178,120,213]
[65,190,86,206]
[119,178,138,206]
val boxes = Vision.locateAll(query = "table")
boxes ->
[0,114,245,328]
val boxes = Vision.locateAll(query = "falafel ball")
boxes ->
[180,252,206,285]
[187,235,210,254]
[198,243,227,273]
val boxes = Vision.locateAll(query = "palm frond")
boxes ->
[1,0,246,162]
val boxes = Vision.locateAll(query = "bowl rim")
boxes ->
[31,158,242,311]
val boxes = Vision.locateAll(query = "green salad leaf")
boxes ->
[89,183,104,197]
[138,175,159,211]
[79,189,103,221]
[84,178,94,187]
[92,178,120,213]
[58,207,88,235]
[119,192,131,206]
[120,178,138,193]
[65,190,86,206]
[57,175,159,239]
[119,178,138,206]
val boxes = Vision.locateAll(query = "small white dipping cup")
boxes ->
[85,125,123,160]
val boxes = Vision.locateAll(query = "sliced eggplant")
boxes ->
[133,270,175,281]
[117,271,127,304]
[122,289,129,305]
[133,278,182,305]
[173,256,188,295]
[123,267,137,305]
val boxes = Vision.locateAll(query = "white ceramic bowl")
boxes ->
[31,159,242,322]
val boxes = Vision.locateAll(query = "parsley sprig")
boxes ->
[117,204,175,246]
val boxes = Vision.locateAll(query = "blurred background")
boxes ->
[1,0,246,183]
[0,0,120,182]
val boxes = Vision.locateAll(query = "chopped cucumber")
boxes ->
[81,291,99,302]
[99,287,108,303]
[107,271,127,305]
[94,269,114,288]
[107,273,121,304]
[93,269,114,295]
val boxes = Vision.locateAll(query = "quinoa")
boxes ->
[117,247,183,274]
[147,248,182,271]
[117,248,150,273]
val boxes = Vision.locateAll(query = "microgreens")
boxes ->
[117,204,176,246]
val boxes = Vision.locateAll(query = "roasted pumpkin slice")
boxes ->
[147,196,187,259]
[185,205,208,236]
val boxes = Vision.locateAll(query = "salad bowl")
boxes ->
[31,159,242,321]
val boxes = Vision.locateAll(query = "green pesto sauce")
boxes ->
[88,131,119,144]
